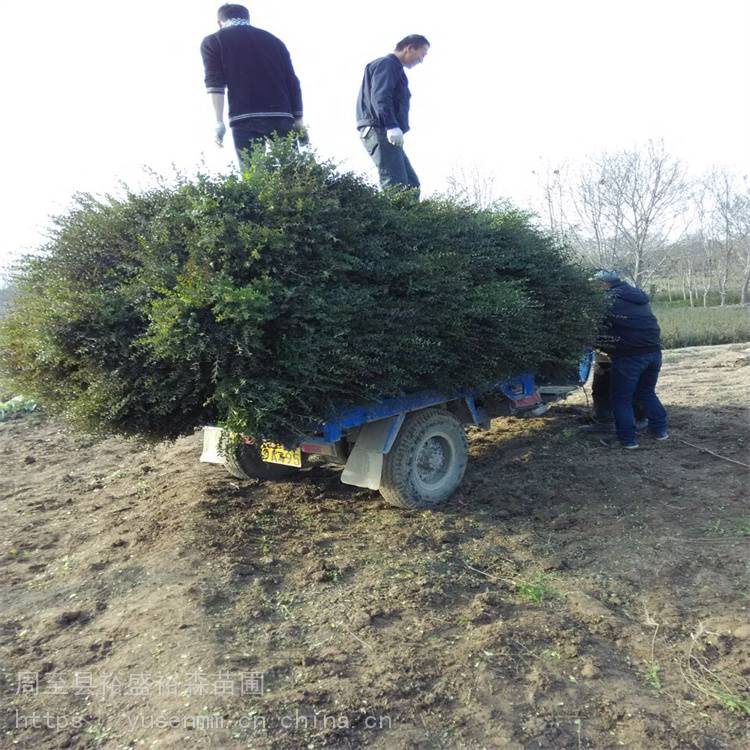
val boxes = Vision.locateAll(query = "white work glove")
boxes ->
[293,117,309,146]
[214,121,227,147]
[386,127,404,147]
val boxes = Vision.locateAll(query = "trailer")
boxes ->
[200,353,594,509]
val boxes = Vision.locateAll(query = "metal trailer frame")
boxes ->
[201,352,594,496]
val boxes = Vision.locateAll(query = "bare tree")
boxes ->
[733,181,750,305]
[571,159,626,269]
[702,169,737,305]
[531,162,573,246]
[667,235,708,307]
[688,185,716,307]
[445,165,500,210]
[570,141,688,286]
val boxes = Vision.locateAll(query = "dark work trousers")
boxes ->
[232,117,296,170]
[591,361,615,422]
[592,360,647,423]
[359,127,420,195]
[610,351,668,445]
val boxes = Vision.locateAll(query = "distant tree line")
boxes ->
[535,142,750,305]
[449,140,750,305]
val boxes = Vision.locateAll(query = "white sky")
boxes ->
[1,0,748,277]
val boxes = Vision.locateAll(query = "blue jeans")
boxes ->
[610,351,668,444]
[359,127,420,195]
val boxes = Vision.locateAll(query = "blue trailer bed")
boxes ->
[201,353,593,509]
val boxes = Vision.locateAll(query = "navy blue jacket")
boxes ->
[201,25,303,127]
[599,282,662,357]
[356,54,411,132]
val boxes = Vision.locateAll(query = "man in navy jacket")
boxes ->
[594,270,669,448]
[356,35,430,195]
[201,4,304,167]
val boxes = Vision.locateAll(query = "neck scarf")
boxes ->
[221,18,251,28]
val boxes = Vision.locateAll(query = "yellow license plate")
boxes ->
[259,441,302,467]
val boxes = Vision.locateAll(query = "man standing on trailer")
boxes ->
[200,4,305,168]
[356,35,430,195]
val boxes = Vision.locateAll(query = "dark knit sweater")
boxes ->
[200,25,303,126]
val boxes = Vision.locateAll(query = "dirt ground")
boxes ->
[1,343,749,750]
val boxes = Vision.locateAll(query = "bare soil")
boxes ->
[1,343,749,750]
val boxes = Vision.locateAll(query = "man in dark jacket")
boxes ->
[200,4,305,168]
[356,35,430,195]
[594,270,669,449]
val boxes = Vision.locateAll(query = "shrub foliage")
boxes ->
[0,143,603,442]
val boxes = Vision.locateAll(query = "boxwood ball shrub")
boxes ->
[0,142,604,443]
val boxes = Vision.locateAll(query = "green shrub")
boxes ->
[0,142,603,442]
[0,395,37,422]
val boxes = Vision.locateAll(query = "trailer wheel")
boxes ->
[380,409,468,509]
[224,442,298,481]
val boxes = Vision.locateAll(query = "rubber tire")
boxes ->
[380,408,469,509]
[224,442,299,481]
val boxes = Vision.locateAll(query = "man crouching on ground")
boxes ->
[593,270,669,449]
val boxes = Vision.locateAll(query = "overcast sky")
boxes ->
[0,0,748,278]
